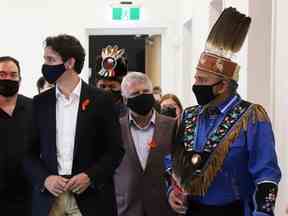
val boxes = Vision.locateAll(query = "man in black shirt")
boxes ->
[0,56,32,215]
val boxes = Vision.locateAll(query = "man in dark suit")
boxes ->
[114,72,178,216]
[0,56,32,215]
[24,34,124,216]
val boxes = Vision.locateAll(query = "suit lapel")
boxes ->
[73,81,91,164]
[145,113,163,173]
[45,88,58,173]
[122,114,144,172]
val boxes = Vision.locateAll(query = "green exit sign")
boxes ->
[112,7,140,21]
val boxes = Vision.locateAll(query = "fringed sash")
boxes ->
[172,100,253,196]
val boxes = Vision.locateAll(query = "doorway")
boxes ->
[89,35,146,74]
[86,28,164,88]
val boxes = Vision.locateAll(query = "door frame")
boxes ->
[85,27,166,86]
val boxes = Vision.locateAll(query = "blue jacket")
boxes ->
[166,95,281,216]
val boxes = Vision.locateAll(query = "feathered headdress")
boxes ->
[97,45,128,80]
[170,7,252,197]
[197,7,251,81]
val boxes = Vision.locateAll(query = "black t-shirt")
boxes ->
[0,95,33,214]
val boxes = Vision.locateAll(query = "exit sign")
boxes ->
[112,7,140,21]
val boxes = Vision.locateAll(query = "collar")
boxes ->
[129,109,156,130]
[0,95,26,118]
[218,94,239,114]
[56,79,82,99]
[15,94,26,110]
[199,94,240,115]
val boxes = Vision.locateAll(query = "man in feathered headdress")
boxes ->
[167,7,281,216]
[89,45,128,117]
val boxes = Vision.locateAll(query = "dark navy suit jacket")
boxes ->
[24,81,124,216]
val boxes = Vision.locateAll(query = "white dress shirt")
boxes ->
[56,80,82,175]
[129,111,156,170]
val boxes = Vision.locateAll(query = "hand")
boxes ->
[44,175,69,197]
[64,173,91,195]
[168,189,188,214]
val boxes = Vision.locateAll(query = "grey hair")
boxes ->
[121,72,153,98]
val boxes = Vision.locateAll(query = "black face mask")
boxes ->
[109,90,122,103]
[42,64,66,84]
[160,106,177,118]
[192,80,223,105]
[127,94,155,116]
[0,79,19,97]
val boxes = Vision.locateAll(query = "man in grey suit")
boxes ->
[114,72,178,216]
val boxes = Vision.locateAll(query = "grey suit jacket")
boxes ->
[114,112,178,216]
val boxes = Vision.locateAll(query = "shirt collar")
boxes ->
[199,94,240,115]
[56,79,82,99]
[218,94,239,114]
[129,109,156,130]
[0,95,25,119]
[15,94,25,110]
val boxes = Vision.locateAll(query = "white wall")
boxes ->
[178,0,211,107]
[0,0,180,97]
[273,0,288,214]
[247,0,273,117]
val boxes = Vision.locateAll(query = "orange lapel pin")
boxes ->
[148,138,157,150]
[81,98,90,111]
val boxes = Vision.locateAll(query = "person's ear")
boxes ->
[65,57,76,70]
[217,80,228,94]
